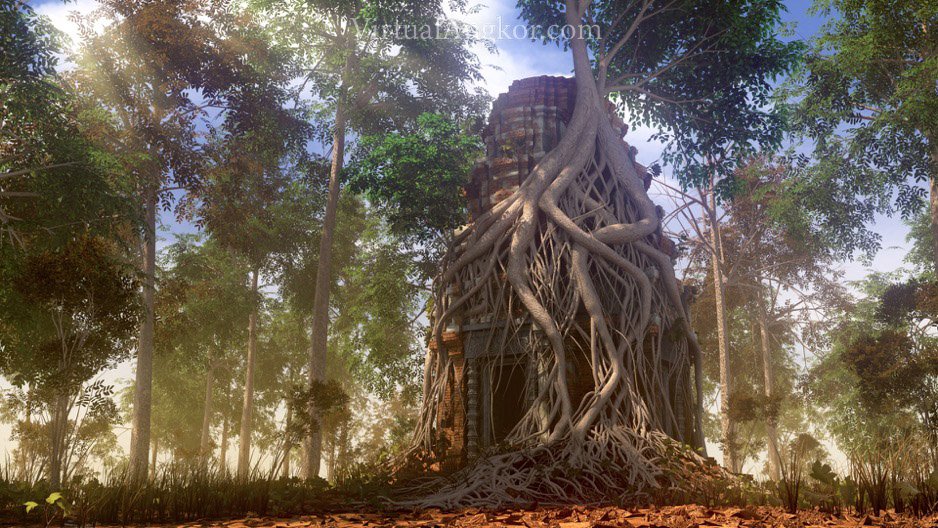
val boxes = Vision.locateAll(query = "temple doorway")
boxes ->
[482,359,528,446]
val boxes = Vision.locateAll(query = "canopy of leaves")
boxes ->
[809,273,938,451]
[332,222,426,399]
[0,2,136,248]
[156,236,253,365]
[0,235,139,395]
[71,0,296,208]
[250,0,489,137]
[789,0,937,218]
[348,113,482,249]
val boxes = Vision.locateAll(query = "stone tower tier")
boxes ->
[465,76,652,220]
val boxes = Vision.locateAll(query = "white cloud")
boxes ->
[447,0,571,98]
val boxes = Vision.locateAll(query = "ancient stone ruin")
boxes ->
[427,76,702,471]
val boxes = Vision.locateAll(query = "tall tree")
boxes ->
[632,18,803,469]
[1,1,140,486]
[662,157,856,477]
[251,0,486,478]
[72,0,283,479]
[200,96,312,478]
[0,235,138,486]
[791,0,937,267]
[810,273,938,476]
[153,236,252,468]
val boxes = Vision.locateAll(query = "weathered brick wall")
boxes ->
[465,76,575,219]
[430,331,467,471]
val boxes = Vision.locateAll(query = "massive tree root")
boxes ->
[401,34,713,508]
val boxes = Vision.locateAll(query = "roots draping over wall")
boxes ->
[402,47,714,508]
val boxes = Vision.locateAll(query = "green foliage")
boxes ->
[789,0,938,221]
[0,234,136,484]
[148,237,254,459]
[0,235,139,391]
[349,113,482,249]
[808,269,938,500]
[332,220,428,398]
[780,147,889,259]
[0,2,136,249]
[0,1,62,184]
[251,0,488,134]
[686,158,846,470]
[775,433,826,513]
[21,490,68,527]
[905,211,936,275]
[0,0,58,81]
[200,151,323,270]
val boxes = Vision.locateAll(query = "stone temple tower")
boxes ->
[428,76,693,471]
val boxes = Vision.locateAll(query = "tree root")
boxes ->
[398,430,727,509]
[401,28,709,508]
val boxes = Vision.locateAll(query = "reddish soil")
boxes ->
[107,505,938,527]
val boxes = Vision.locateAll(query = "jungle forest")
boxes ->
[1,0,937,526]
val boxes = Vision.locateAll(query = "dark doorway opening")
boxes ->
[488,361,527,444]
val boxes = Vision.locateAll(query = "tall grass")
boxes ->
[2,462,330,526]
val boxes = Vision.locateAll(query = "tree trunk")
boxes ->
[303,101,346,480]
[334,422,349,483]
[757,302,781,481]
[129,188,157,482]
[220,410,229,475]
[149,437,158,481]
[327,426,338,483]
[199,356,215,470]
[19,392,31,481]
[48,391,69,488]
[282,401,292,478]
[238,269,259,480]
[930,145,938,274]
[708,187,737,473]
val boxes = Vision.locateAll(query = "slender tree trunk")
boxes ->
[130,188,157,481]
[326,427,337,483]
[238,269,260,480]
[334,422,349,483]
[19,392,31,481]
[149,437,158,481]
[220,410,229,475]
[303,102,346,480]
[48,391,69,488]
[199,356,215,470]
[929,145,938,274]
[708,188,737,472]
[282,399,292,478]
[757,301,781,481]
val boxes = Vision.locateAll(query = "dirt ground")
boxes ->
[107,505,938,527]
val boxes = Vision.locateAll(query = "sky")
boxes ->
[24,0,916,474]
